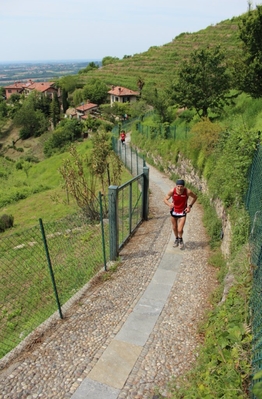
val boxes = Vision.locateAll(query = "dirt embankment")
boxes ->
[0,121,47,162]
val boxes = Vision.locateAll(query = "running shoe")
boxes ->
[173,238,179,247]
[179,238,184,250]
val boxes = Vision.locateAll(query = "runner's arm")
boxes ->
[164,189,174,210]
[185,189,197,212]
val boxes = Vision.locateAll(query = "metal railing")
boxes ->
[112,136,145,176]
[108,166,149,260]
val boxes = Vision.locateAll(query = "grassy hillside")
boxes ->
[77,16,244,91]
[0,9,258,397]
[0,10,250,233]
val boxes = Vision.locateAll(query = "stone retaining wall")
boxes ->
[149,151,232,258]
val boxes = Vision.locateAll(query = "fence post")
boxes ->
[130,146,133,174]
[99,191,107,271]
[129,182,133,235]
[108,185,119,261]
[39,218,63,319]
[142,166,149,221]
[245,144,259,209]
[136,149,139,175]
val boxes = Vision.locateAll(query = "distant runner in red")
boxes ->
[120,130,126,145]
[164,179,197,249]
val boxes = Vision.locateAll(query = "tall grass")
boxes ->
[0,140,132,233]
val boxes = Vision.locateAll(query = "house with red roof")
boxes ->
[108,86,139,106]
[75,102,99,119]
[4,82,25,99]
[23,81,59,99]
[4,80,59,100]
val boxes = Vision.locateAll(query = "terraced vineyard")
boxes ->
[78,16,244,91]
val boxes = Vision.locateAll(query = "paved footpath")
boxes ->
[71,167,185,399]
[0,150,217,399]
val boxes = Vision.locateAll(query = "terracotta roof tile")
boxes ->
[5,82,24,89]
[108,86,139,96]
[76,103,98,111]
[26,82,55,92]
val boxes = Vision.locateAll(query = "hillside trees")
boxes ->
[142,83,171,122]
[0,96,8,118]
[58,75,79,93]
[50,93,61,128]
[238,5,262,98]
[99,102,130,124]
[84,115,101,133]
[57,75,79,112]
[6,93,23,118]
[44,118,83,157]
[61,89,69,113]
[13,93,49,139]
[34,93,52,117]
[82,79,109,105]
[73,89,84,107]
[12,91,62,139]
[171,46,231,118]
[128,99,149,118]
[72,79,109,106]
[78,62,99,74]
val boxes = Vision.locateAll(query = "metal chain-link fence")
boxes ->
[245,143,262,397]
[0,210,109,359]
[135,121,190,140]
[118,173,144,249]
[0,120,149,362]
[112,136,145,176]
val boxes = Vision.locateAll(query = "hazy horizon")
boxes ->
[0,0,249,63]
[0,59,102,65]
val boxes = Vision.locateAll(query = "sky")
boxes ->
[0,0,255,63]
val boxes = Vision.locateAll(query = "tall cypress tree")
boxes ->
[50,93,60,128]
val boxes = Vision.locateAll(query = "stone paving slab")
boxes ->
[70,233,184,397]
[87,340,142,390]
[71,377,120,399]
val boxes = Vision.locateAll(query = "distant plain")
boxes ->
[0,60,101,86]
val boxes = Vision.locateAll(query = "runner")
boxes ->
[164,179,197,249]
[120,130,126,145]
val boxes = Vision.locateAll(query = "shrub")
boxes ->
[15,161,23,170]
[24,155,39,163]
[0,214,14,232]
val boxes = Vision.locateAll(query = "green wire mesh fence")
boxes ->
[135,121,190,140]
[0,210,109,360]
[0,173,148,361]
[0,120,149,362]
[112,136,145,176]
[118,174,144,249]
[245,143,262,397]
